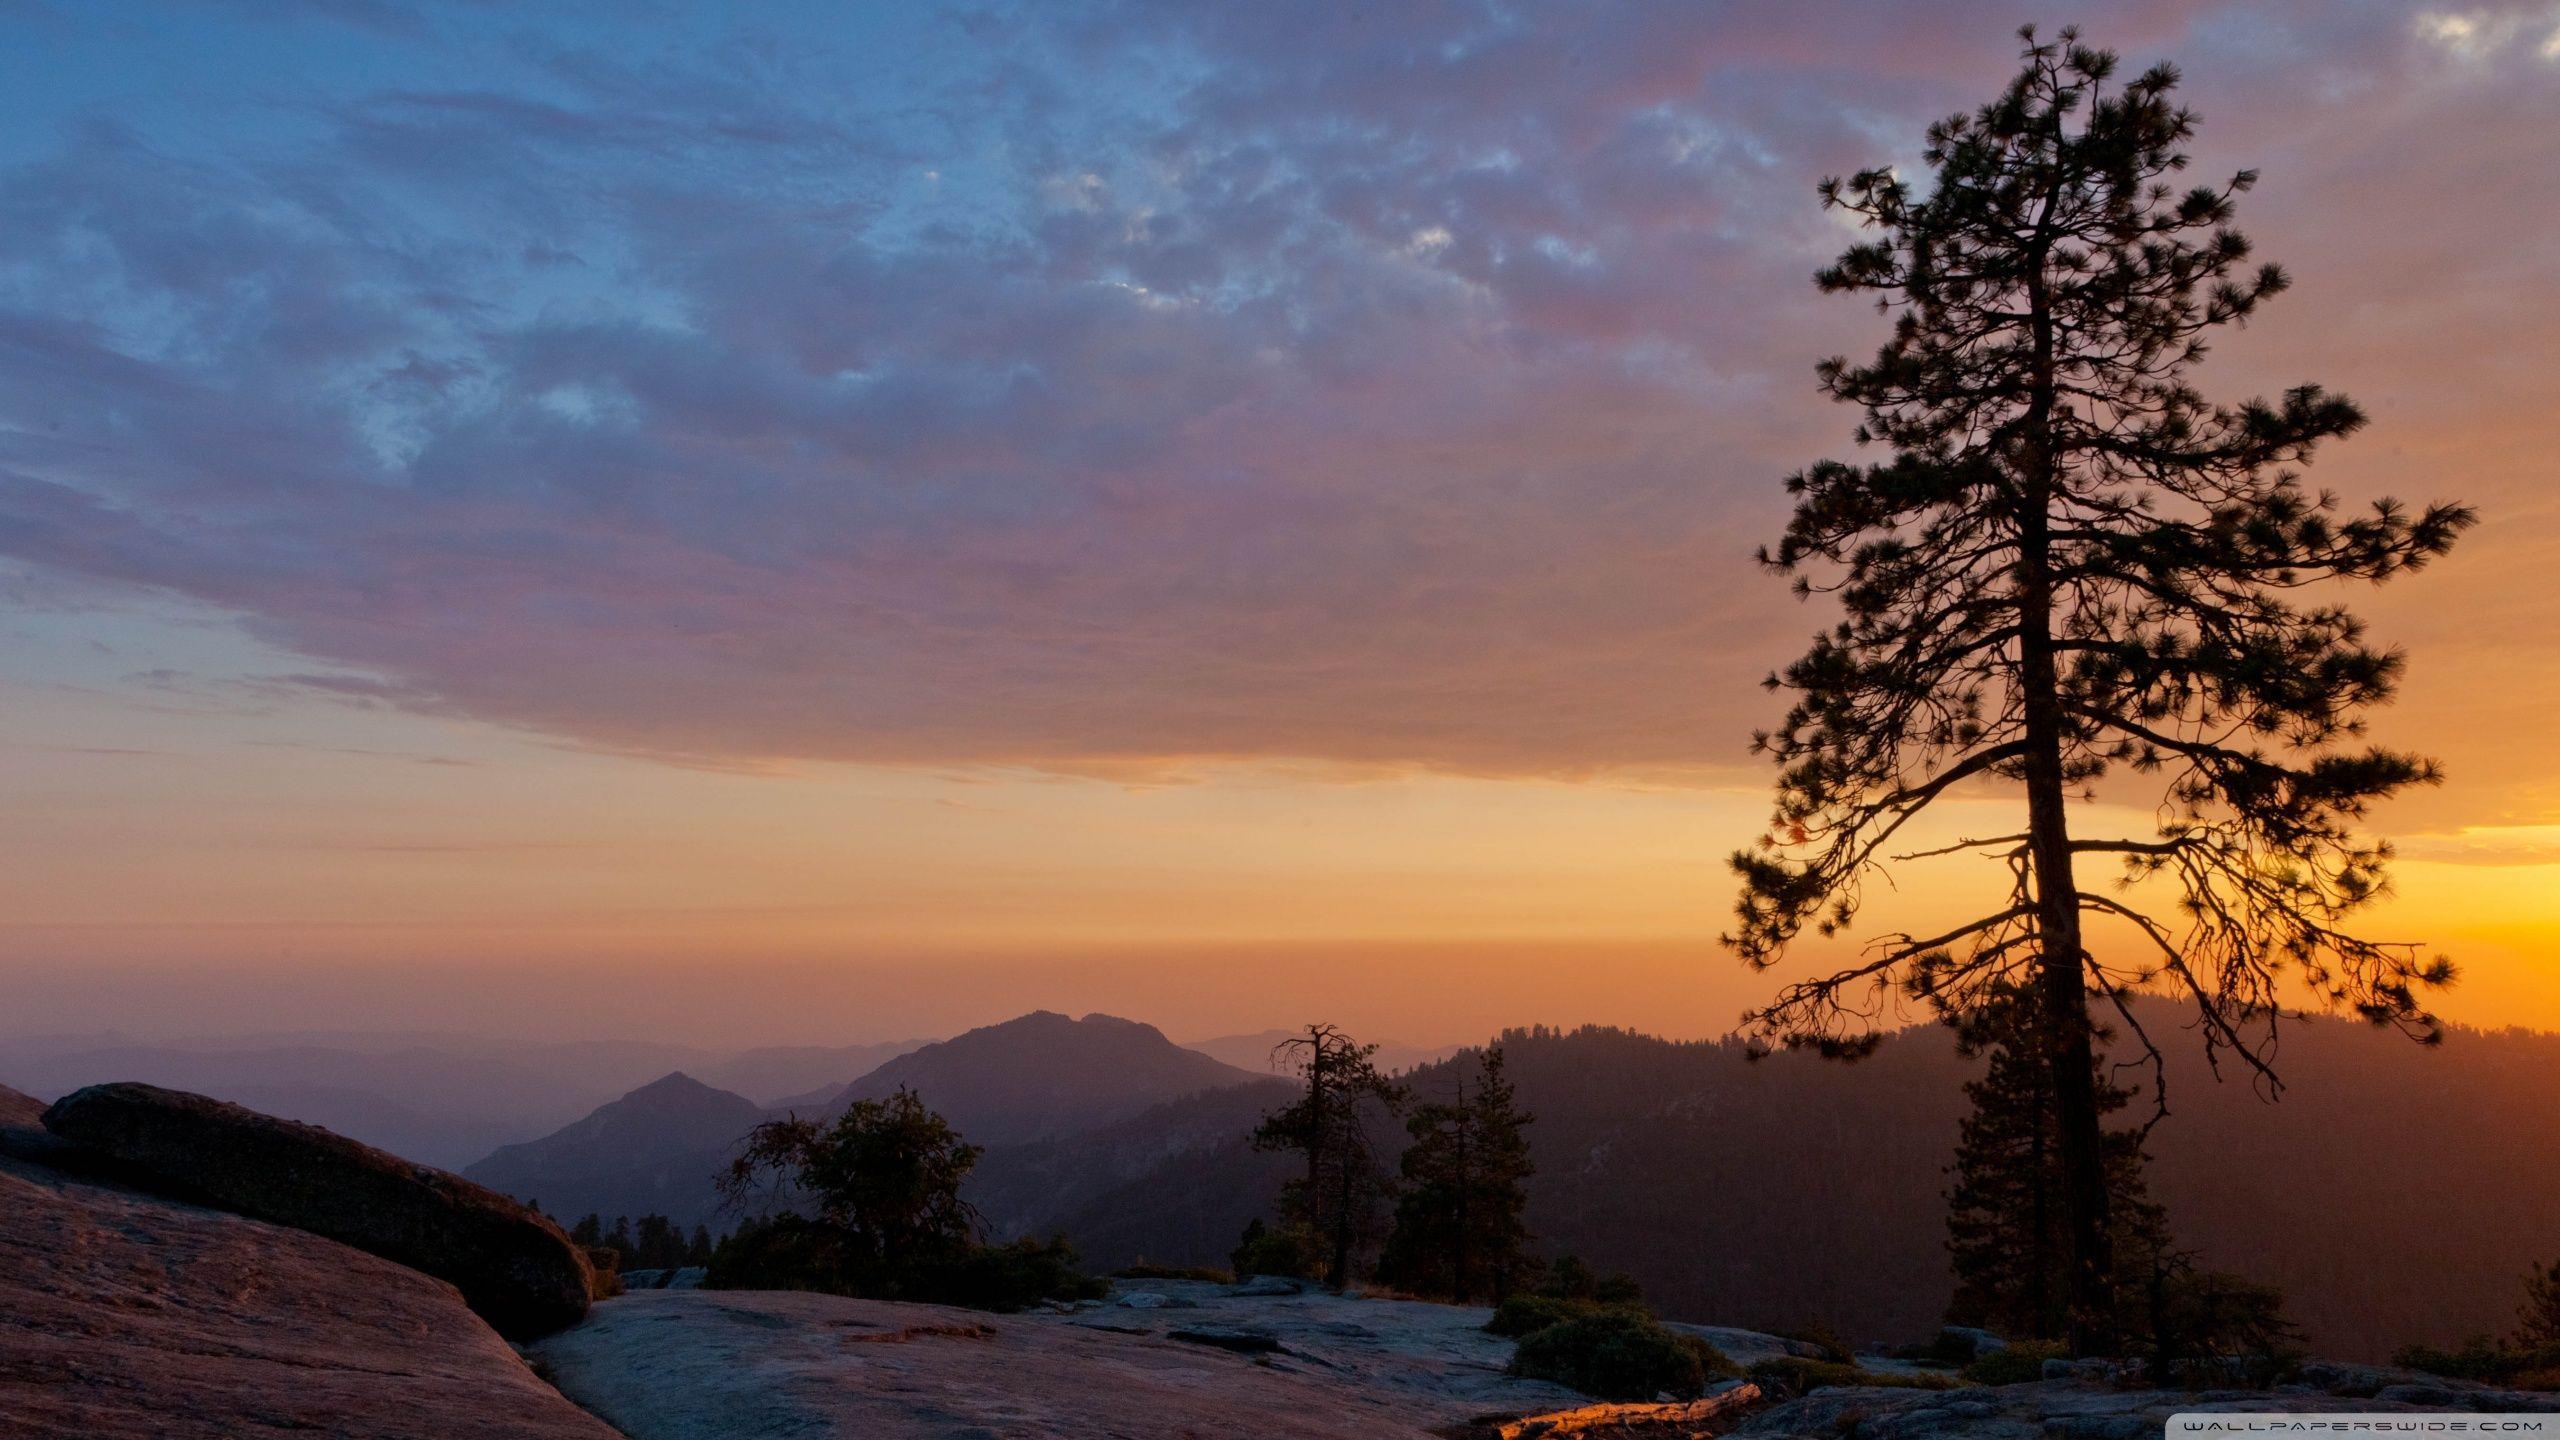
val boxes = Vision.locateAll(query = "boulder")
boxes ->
[617,1265,709,1291]
[1230,1273,1306,1296]
[0,1140,618,1439]
[43,1082,591,1339]
[1943,1325,2007,1357]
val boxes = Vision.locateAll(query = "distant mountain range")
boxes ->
[699,1041,930,1107]
[465,1011,1279,1227]
[0,1031,931,1168]
[45,1007,2560,1361]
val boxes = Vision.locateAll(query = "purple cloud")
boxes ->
[1,1,2552,777]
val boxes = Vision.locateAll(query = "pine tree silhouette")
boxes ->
[1730,26,2470,1349]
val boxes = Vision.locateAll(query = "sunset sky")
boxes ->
[2,1,2554,1047]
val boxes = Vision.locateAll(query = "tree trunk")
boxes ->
[2020,231,2113,1355]
[1452,1102,1473,1303]
[1307,1029,1330,1282]
[1330,1135,1355,1290]
[2027,1063,2052,1339]
[2022,610,2112,1353]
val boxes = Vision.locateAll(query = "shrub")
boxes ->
[931,1236,1107,1312]
[1509,1309,1736,1402]
[707,1219,1103,1312]
[1777,1322,1855,1365]
[1230,1218,1321,1280]
[2395,1338,2560,1390]
[1962,1340,2067,1386]
[2135,1266,2297,1366]
[1749,1357,1958,1395]
[1487,1294,1609,1338]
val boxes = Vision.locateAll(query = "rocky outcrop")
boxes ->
[530,1278,1823,1437]
[535,1289,1481,1439]
[0,1138,618,1440]
[43,1081,591,1339]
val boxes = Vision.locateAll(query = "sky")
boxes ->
[1,0,2555,1048]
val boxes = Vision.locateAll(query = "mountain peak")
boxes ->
[623,1071,718,1102]
[462,1069,765,1223]
[987,1010,1159,1037]
[835,1011,1267,1145]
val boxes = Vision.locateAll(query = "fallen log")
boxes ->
[1496,1381,1764,1438]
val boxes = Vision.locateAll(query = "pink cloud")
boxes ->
[0,2,2550,784]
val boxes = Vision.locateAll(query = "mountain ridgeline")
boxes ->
[1013,1011,2560,1360]
[775,1011,1267,1143]
[462,1011,1276,1227]
[0,1032,928,1169]
[464,1072,767,1230]
[447,1006,2560,1360]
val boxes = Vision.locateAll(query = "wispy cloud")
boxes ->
[0,1,2551,785]
[2400,826,2560,867]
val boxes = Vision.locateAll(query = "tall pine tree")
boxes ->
[1253,1024,1406,1289]
[1380,1046,1536,1303]
[1728,28,2469,1349]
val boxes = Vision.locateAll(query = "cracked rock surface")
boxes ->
[531,1279,1819,1438]
[537,1286,1572,1438]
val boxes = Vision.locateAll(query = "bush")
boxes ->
[932,1237,1109,1312]
[1777,1322,1855,1365]
[707,1219,1103,1312]
[1962,1340,2067,1386]
[1509,1309,1736,1402]
[1488,1293,1615,1338]
[1230,1218,1320,1280]
[1749,1356,1958,1395]
[2135,1267,2297,1365]
[2396,1338,2560,1390]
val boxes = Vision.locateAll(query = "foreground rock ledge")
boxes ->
[43,1081,591,1339]
[0,1118,618,1440]
[537,1289,1519,1439]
